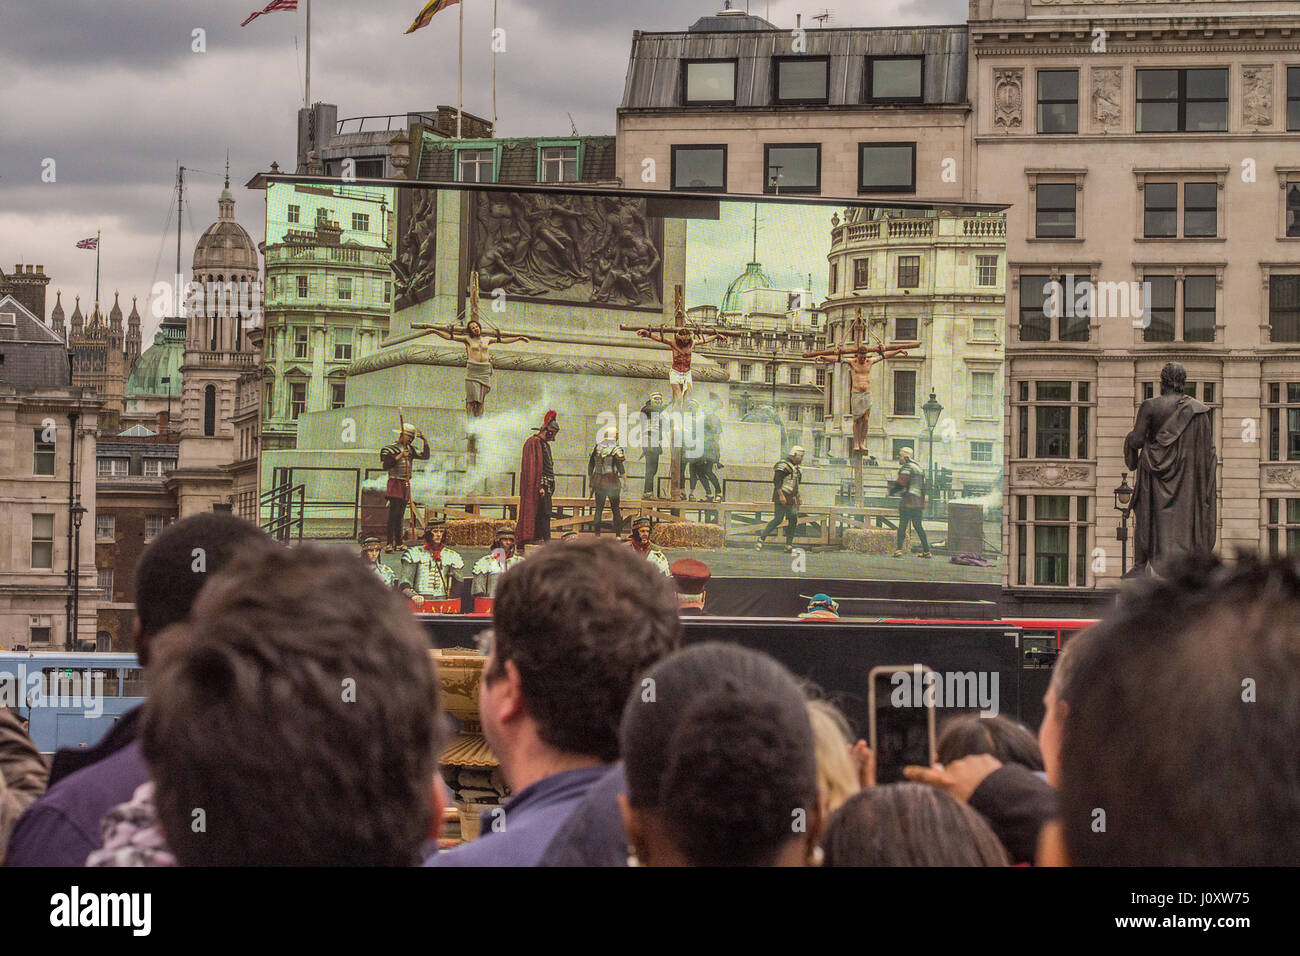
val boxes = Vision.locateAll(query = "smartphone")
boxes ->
[868,664,937,785]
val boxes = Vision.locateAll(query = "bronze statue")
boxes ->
[1123,362,1218,574]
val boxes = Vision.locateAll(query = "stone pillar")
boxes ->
[307,324,327,411]
[274,326,288,420]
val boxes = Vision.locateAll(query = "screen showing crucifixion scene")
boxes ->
[259,179,1006,616]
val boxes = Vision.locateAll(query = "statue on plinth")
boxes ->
[1123,362,1218,574]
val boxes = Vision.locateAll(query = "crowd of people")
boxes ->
[1,511,1297,867]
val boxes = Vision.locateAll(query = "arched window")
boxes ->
[210,316,218,351]
[204,385,216,436]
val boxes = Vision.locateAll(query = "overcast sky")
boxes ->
[0,0,963,341]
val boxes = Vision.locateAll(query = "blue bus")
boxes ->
[0,652,145,754]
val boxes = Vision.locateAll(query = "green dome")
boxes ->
[126,320,185,396]
[720,261,775,313]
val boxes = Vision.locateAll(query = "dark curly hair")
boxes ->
[489,537,681,763]
[936,714,1044,771]
[621,642,817,866]
[1058,553,1300,866]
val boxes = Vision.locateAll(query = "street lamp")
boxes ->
[1113,472,1134,576]
[921,390,943,496]
[68,504,86,651]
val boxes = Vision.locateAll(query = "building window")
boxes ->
[972,316,999,341]
[1143,183,1178,238]
[891,439,913,461]
[671,145,727,191]
[1136,68,1228,133]
[740,363,752,382]
[894,316,918,341]
[1184,275,1217,342]
[1266,383,1300,461]
[1266,499,1300,555]
[683,59,737,106]
[897,255,920,289]
[1184,182,1218,237]
[1285,177,1300,238]
[96,514,115,541]
[859,143,916,193]
[141,458,172,478]
[288,204,300,224]
[337,277,352,300]
[1142,275,1177,342]
[31,514,54,569]
[774,56,829,104]
[893,369,917,417]
[297,275,308,298]
[97,458,128,477]
[1037,70,1078,134]
[1019,274,1090,342]
[764,143,820,193]
[764,364,776,385]
[351,213,369,232]
[334,328,352,361]
[331,382,346,410]
[1290,68,1300,131]
[1014,380,1091,460]
[457,148,496,183]
[97,567,113,599]
[384,280,392,304]
[1013,495,1089,587]
[29,617,52,645]
[203,385,216,437]
[829,263,838,294]
[294,327,309,358]
[1035,183,1077,238]
[1270,275,1300,342]
[976,255,998,287]
[145,515,166,542]
[788,404,801,422]
[853,258,870,289]
[290,383,307,420]
[815,366,826,387]
[866,56,923,102]
[971,371,997,419]
[971,440,994,463]
[789,366,802,385]
[33,429,55,476]
[539,145,579,183]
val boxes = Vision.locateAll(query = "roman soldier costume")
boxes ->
[628,516,672,577]
[401,520,464,603]
[517,410,559,547]
[381,423,429,551]
[471,525,525,598]
[588,438,626,536]
[361,535,399,588]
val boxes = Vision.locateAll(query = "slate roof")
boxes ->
[0,295,72,389]
[620,25,969,110]
[415,135,618,184]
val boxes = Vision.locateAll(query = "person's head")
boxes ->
[649,392,663,408]
[855,344,867,359]
[1159,361,1187,395]
[1050,554,1300,866]
[141,543,443,866]
[596,420,619,444]
[806,697,860,815]
[806,593,839,617]
[398,423,415,446]
[423,521,446,547]
[132,513,277,668]
[621,643,821,866]
[821,783,1009,866]
[936,714,1044,772]
[899,446,914,463]
[1038,631,1090,788]
[789,445,805,465]
[540,409,559,441]
[361,536,383,564]
[669,558,709,613]
[492,524,516,558]
[631,517,653,546]
[466,319,482,338]
[674,328,692,348]
[483,537,681,786]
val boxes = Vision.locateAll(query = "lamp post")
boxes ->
[1113,472,1134,576]
[69,504,86,651]
[921,389,943,498]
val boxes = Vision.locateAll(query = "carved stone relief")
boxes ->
[994,69,1024,130]
[1091,68,1122,133]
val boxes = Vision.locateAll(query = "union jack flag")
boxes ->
[75,237,98,250]
[241,0,298,27]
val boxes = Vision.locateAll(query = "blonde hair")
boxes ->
[807,698,862,815]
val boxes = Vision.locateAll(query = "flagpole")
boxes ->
[305,0,311,108]
[492,0,498,135]
[95,229,101,307]
[457,0,463,139]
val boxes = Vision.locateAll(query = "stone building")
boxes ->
[821,207,1005,495]
[67,291,140,432]
[968,0,1300,613]
[0,293,101,649]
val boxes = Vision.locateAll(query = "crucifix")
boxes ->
[622,285,734,502]
[805,307,919,501]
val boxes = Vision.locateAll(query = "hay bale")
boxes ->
[651,521,726,550]
[843,528,895,555]
[445,518,499,547]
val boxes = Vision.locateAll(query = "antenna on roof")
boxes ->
[567,112,579,136]
[812,9,833,27]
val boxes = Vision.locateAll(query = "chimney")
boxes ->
[25,265,33,274]
[36,265,44,275]
[157,410,169,432]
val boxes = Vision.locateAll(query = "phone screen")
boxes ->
[872,668,934,785]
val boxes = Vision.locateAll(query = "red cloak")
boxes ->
[516,433,546,543]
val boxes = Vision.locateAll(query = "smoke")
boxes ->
[462,393,556,488]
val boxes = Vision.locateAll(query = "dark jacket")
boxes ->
[48,704,142,787]
[967,763,1057,865]
[538,763,629,867]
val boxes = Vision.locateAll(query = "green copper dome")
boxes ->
[720,261,775,313]
[125,320,185,396]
